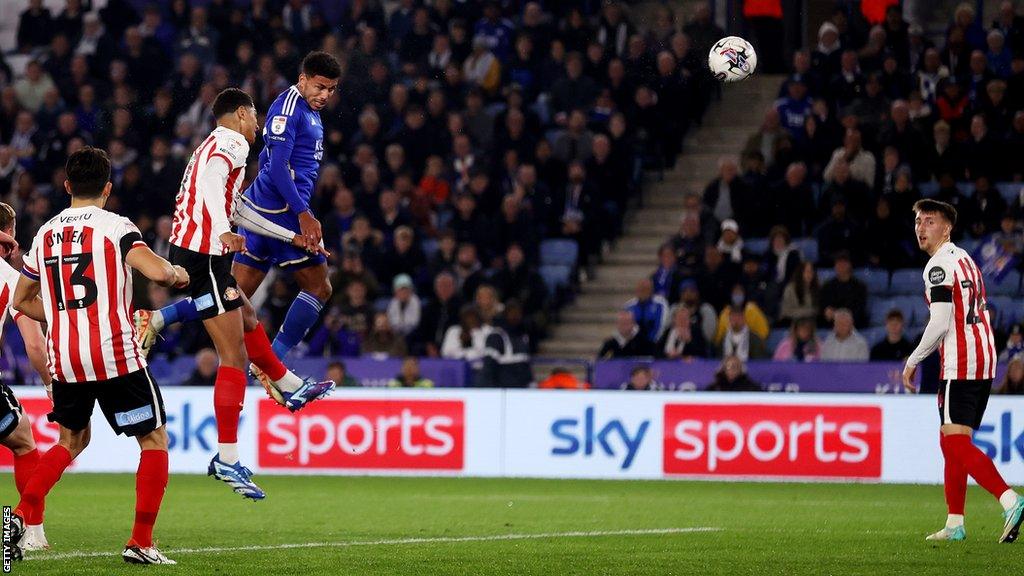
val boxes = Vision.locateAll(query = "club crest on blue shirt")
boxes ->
[271,115,288,135]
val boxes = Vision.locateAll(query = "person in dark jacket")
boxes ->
[705,355,763,391]
[870,309,915,361]
[480,301,533,388]
[598,310,655,358]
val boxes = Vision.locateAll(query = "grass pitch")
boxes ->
[2,474,1018,575]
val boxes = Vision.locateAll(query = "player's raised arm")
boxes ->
[12,275,43,323]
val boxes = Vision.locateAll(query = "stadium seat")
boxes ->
[987,296,1019,329]
[987,270,1021,296]
[869,298,897,326]
[996,181,1022,205]
[891,295,928,326]
[766,328,788,352]
[816,267,836,285]
[861,326,887,346]
[794,237,818,263]
[959,238,980,254]
[918,181,939,198]
[888,269,921,294]
[540,239,579,267]
[420,238,439,259]
[956,182,974,196]
[855,268,890,294]
[539,265,572,297]
[744,238,769,256]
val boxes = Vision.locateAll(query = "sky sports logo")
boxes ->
[548,403,883,478]
[975,411,1024,463]
[258,399,464,470]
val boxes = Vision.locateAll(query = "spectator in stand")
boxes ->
[678,280,718,345]
[625,278,670,344]
[745,107,790,170]
[776,75,813,141]
[965,176,1008,238]
[696,245,740,312]
[182,348,219,387]
[716,305,769,361]
[824,128,876,190]
[820,308,870,361]
[625,365,657,391]
[1000,324,1024,362]
[997,356,1024,395]
[657,306,709,360]
[706,355,763,391]
[870,309,915,361]
[307,308,361,358]
[364,312,409,359]
[703,157,748,227]
[387,274,422,339]
[812,22,843,81]
[598,310,655,359]
[773,316,821,362]
[778,261,820,327]
[388,357,435,388]
[550,52,598,123]
[817,197,865,266]
[415,272,463,357]
[326,361,360,388]
[481,301,533,388]
[652,244,685,303]
[442,305,491,384]
[819,252,868,327]
[716,219,744,264]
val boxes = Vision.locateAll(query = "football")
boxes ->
[708,36,758,82]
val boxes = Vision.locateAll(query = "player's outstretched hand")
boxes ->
[290,234,330,258]
[220,232,246,253]
[172,265,190,289]
[298,210,322,247]
[902,363,918,393]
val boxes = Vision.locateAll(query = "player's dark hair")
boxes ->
[301,51,341,80]
[65,146,110,199]
[913,199,957,226]
[212,88,254,119]
[0,202,14,232]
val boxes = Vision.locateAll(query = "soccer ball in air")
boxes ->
[708,36,757,82]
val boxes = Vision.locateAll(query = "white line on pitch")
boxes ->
[25,527,722,562]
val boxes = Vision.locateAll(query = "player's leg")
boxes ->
[0,386,49,550]
[939,379,1023,543]
[274,261,332,358]
[134,298,201,355]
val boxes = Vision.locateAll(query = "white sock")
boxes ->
[274,370,304,393]
[946,514,964,529]
[218,443,239,465]
[999,489,1020,512]
[150,310,165,331]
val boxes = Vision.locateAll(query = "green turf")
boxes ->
[1,473,1018,575]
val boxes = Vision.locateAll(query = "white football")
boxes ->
[708,36,758,82]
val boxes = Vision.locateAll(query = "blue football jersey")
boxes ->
[245,85,324,214]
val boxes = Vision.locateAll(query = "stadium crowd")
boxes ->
[0,0,723,387]
[600,1,1024,394]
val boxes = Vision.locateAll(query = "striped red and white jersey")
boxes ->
[22,206,148,383]
[0,258,24,341]
[923,242,997,380]
[169,126,249,255]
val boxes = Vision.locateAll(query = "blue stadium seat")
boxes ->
[816,267,836,285]
[861,326,887,346]
[744,238,769,256]
[891,295,928,326]
[996,182,1022,205]
[485,102,507,117]
[540,239,579,267]
[889,269,921,294]
[539,265,572,297]
[918,181,939,198]
[855,268,890,294]
[987,295,1019,329]
[420,238,439,259]
[987,270,1021,296]
[869,298,897,326]
[959,237,980,254]
[794,237,818,263]
[766,328,788,353]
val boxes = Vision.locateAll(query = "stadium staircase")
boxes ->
[537,74,786,367]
